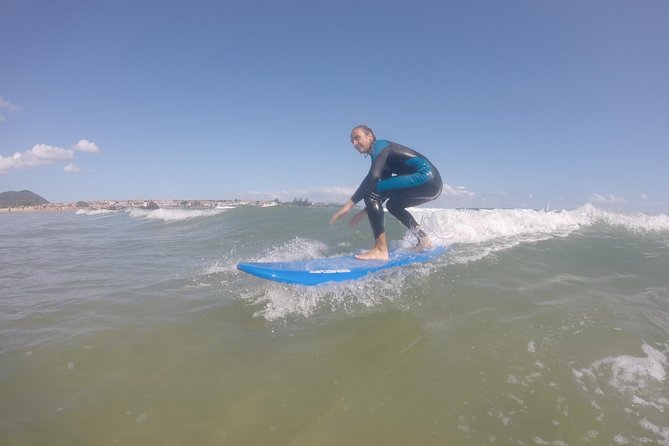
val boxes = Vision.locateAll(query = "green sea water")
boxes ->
[1,205,668,445]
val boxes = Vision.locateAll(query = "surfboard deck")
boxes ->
[237,245,447,285]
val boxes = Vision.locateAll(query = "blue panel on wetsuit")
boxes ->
[377,157,433,193]
[371,140,390,159]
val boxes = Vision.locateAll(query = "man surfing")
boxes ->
[330,125,443,260]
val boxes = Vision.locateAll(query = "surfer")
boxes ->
[330,125,443,260]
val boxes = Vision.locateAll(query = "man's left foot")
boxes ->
[355,248,389,260]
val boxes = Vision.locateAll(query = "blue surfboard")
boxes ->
[237,246,446,286]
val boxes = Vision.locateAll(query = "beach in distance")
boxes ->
[0,198,285,213]
[1,204,668,445]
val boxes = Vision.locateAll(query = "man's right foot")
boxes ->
[413,228,433,251]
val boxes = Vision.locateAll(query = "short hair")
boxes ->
[352,125,376,140]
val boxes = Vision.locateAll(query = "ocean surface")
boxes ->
[1,204,669,445]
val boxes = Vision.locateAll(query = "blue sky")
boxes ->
[1,0,668,212]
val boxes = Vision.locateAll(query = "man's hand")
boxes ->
[330,200,354,225]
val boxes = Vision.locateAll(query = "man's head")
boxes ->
[350,125,376,155]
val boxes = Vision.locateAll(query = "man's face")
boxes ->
[350,128,374,155]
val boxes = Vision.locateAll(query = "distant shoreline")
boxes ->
[2,206,72,214]
[1,199,336,215]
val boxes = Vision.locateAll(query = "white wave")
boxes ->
[199,258,239,275]
[75,208,119,216]
[126,207,227,222]
[247,270,409,321]
[579,203,669,233]
[409,204,669,264]
[239,237,441,320]
[413,208,578,245]
[257,237,330,262]
[414,204,669,243]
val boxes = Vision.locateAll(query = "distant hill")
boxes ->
[0,190,50,208]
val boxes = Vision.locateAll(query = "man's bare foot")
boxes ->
[411,234,433,252]
[355,248,389,260]
[410,227,433,251]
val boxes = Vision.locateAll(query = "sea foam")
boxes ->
[75,208,119,216]
[410,204,669,264]
[573,344,668,407]
[571,343,669,444]
[413,204,669,246]
[126,207,228,222]
[257,237,330,262]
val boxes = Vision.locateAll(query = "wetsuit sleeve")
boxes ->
[350,147,391,204]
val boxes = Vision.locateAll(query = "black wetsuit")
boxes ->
[350,140,442,239]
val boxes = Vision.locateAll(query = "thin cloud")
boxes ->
[0,140,100,175]
[443,183,475,198]
[64,164,81,173]
[0,96,22,123]
[0,96,21,113]
[590,193,627,204]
